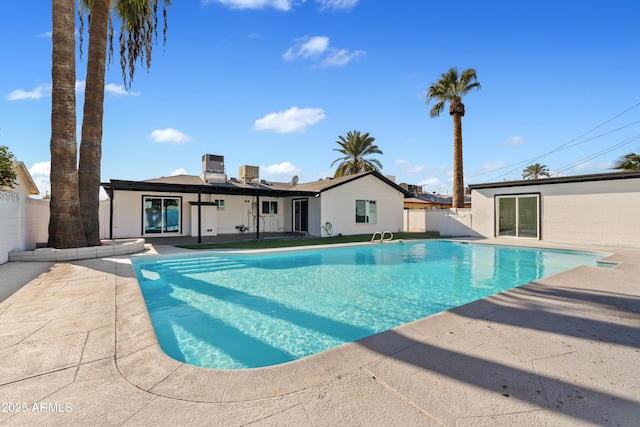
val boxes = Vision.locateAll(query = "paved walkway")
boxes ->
[0,241,639,426]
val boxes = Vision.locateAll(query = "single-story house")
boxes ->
[101,154,412,241]
[9,161,40,196]
[469,170,640,247]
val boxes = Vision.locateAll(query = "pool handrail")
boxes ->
[371,231,394,243]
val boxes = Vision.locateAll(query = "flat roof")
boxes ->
[468,170,640,190]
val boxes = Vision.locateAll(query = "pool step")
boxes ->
[149,257,247,275]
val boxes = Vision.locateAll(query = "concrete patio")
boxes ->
[0,240,638,426]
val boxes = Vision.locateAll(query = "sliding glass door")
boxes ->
[144,197,181,234]
[497,194,539,239]
[293,199,308,232]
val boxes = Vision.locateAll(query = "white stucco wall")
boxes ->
[403,208,477,236]
[105,175,406,239]
[105,191,289,238]
[0,191,49,263]
[471,176,640,247]
[319,175,405,237]
[306,196,321,236]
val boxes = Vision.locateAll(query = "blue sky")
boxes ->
[2,0,640,198]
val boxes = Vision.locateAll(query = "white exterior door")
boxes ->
[190,205,217,236]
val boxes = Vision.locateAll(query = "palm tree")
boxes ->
[426,67,481,208]
[331,131,383,178]
[49,0,87,248]
[611,153,640,171]
[77,0,170,245]
[522,163,551,180]
[78,0,110,246]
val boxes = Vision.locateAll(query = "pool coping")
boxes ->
[114,239,622,403]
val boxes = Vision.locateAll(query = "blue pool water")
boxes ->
[132,240,604,370]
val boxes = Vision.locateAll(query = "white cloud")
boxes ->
[204,0,294,11]
[39,31,52,38]
[170,168,188,176]
[6,80,129,100]
[283,36,365,67]
[261,162,302,179]
[283,36,329,60]
[417,177,442,187]
[105,83,140,96]
[29,161,51,197]
[572,160,614,173]
[203,0,358,11]
[318,170,333,179]
[27,160,109,200]
[6,84,51,100]
[416,177,451,195]
[321,48,365,67]
[29,161,51,177]
[316,0,358,10]
[253,107,326,133]
[395,159,425,174]
[503,136,524,146]
[150,128,192,144]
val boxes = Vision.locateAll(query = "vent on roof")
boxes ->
[240,165,259,183]
[202,154,226,184]
[202,154,224,173]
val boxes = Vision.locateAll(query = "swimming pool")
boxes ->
[132,240,604,370]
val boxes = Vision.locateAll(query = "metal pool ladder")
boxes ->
[371,231,394,243]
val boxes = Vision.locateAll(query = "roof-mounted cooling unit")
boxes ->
[202,154,226,184]
[239,165,259,182]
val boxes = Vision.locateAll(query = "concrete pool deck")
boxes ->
[0,240,639,426]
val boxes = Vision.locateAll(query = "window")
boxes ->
[262,201,278,214]
[215,199,224,210]
[144,197,181,234]
[355,200,377,224]
[497,194,539,238]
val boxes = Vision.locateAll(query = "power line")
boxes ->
[420,101,640,190]
[555,134,640,174]
[469,102,640,182]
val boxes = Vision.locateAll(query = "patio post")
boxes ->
[197,191,202,244]
[256,194,260,239]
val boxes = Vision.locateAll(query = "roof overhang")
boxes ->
[468,170,640,190]
[101,179,319,198]
[311,171,414,198]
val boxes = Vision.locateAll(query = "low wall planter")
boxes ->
[8,238,146,262]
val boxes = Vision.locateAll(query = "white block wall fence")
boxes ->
[403,208,479,237]
[0,191,50,264]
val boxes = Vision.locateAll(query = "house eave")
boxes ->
[314,171,413,198]
[468,170,640,190]
[101,179,319,197]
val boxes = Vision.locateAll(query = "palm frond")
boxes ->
[612,152,640,170]
[425,66,480,117]
[331,130,384,177]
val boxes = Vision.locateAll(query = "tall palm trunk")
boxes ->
[79,0,110,246]
[49,0,87,249]
[451,113,464,208]
[450,99,465,208]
